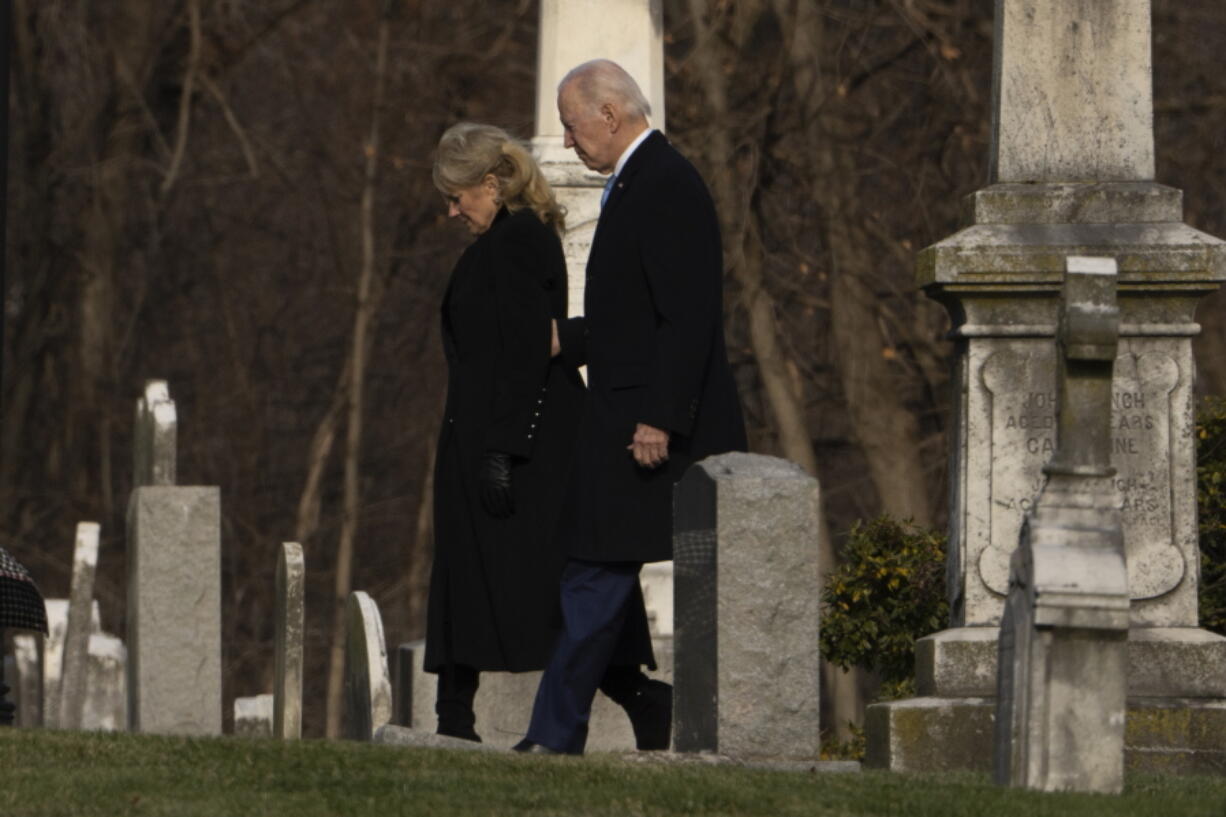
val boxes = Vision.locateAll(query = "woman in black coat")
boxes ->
[425,123,585,741]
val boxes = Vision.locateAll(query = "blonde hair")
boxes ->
[433,123,566,232]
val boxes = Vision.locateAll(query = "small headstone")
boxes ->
[59,522,101,730]
[234,694,274,738]
[81,633,126,731]
[994,257,1129,794]
[673,452,822,761]
[274,542,305,740]
[12,634,41,727]
[134,380,177,487]
[640,562,674,636]
[343,591,392,741]
[40,598,100,728]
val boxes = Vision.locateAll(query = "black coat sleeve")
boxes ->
[482,217,557,459]
[636,165,724,437]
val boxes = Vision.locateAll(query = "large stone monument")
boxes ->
[127,380,222,735]
[994,258,1130,793]
[866,0,1226,774]
[672,453,822,761]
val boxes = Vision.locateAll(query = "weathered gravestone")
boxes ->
[127,380,222,735]
[234,694,274,738]
[994,258,1129,793]
[866,0,1226,775]
[41,598,99,728]
[343,591,392,741]
[275,542,305,740]
[80,634,127,731]
[59,522,100,730]
[22,599,125,731]
[11,634,40,727]
[672,453,821,762]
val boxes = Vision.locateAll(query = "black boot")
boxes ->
[600,666,672,751]
[436,664,481,742]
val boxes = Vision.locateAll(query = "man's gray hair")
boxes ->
[560,59,652,121]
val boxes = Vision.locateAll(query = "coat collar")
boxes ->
[599,131,667,219]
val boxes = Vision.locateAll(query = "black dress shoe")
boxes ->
[624,679,672,751]
[512,739,561,755]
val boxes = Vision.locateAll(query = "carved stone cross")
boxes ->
[994,256,1129,794]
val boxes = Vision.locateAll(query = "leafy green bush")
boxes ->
[819,515,948,698]
[1198,397,1226,636]
[820,723,866,762]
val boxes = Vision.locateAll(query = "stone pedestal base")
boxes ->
[917,626,1226,698]
[874,624,1226,776]
[867,696,1226,775]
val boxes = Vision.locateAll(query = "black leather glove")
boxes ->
[479,451,514,518]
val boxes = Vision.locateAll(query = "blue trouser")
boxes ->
[523,559,642,754]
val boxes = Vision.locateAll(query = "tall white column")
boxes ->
[533,0,665,317]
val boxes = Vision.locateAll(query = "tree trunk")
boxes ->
[324,6,392,739]
[684,0,823,483]
[405,438,437,641]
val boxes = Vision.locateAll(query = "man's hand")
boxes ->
[627,423,670,469]
[551,319,561,357]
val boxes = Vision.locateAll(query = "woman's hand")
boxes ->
[551,319,561,357]
[479,451,515,518]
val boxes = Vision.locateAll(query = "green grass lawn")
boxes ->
[2,729,1225,817]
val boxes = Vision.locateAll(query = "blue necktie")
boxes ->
[601,174,617,209]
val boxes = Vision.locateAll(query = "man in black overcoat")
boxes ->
[515,59,747,755]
